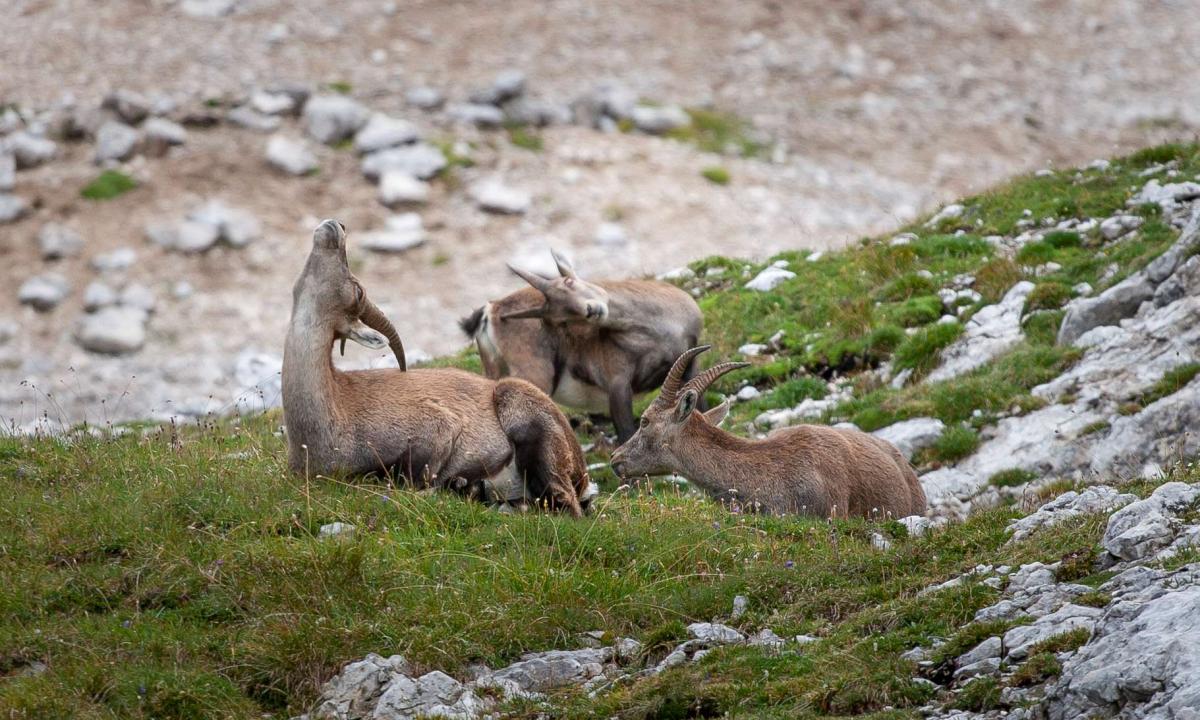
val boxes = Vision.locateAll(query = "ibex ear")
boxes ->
[674,389,699,423]
[501,305,548,321]
[702,400,730,427]
[551,249,577,279]
[313,219,345,250]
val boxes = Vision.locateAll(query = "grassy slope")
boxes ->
[2,144,1199,719]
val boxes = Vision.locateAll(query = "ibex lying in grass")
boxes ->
[282,220,592,516]
[610,347,927,518]
[460,251,704,443]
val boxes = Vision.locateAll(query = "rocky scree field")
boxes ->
[6,145,1200,718]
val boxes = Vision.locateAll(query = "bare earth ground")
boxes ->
[1,0,1198,428]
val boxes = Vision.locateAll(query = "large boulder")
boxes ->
[872,418,945,460]
[927,280,1034,382]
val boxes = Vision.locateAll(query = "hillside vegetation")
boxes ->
[3,144,1199,718]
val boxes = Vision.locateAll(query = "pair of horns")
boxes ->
[654,346,749,410]
[507,249,577,290]
[503,250,577,320]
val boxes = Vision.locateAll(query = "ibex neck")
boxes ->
[282,307,340,468]
[672,419,761,499]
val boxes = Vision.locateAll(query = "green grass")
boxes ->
[701,166,731,185]
[325,81,353,94]
[0,413,1133,719]
[893,323,962,376]
[1137,363,1200,406]
[990,469,1038,488]
[507,125,543,152]
[1009,652,1061,687]
[81,170,137,200]
[666,108,765,157]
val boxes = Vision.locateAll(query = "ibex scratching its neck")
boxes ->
[282,220,592,516]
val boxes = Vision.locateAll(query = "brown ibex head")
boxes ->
[296,219,407,369]
[610,345,745,477]
[503,250,610,325]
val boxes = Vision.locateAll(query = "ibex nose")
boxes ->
[610,459,626,477]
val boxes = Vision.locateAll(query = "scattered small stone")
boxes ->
[94,121,140,163]
[18,274,70,311]
[354,114,420,154]
[378,171,430,206]
[358,213,426,253]
[303,94,370,144]
[170,219,221,253]
[1100,214,1144,241]
[405,86,444,110]
[0,152,15,192]
[141,117,187,153]
[656,267,695,281]
[172,281,194,299]
[37,223,84,260]
[899,515,931,537]
[250,91,296,116]
[101,89,151,124]
[189,199,262,247]
[361,142,447,181]
[180,0,238,17]
[630,104,690,134]
[593,222,627,246]
[890,232,917,246]
[6,131,58,169]
[925,203,964,227]
[687,622,745,645]
[470,69,526,106]
[446,103,505,128]
[807,251,824,262]
[732,595,748,620]
[319,522,356,539]
[227,105,281,132]
[119,283,156,313]
[738,343,767,357]
[735,385,760,401]
[871,532,892,551]
[744,266,796,292]
[265,134,318,176]
[83,281,117,311]
[90,247,137,272]
[470,180,531,215]
[0,194,28,224]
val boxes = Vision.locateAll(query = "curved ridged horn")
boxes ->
[509,264,552,293]
[551,249,577,279]
[358,295,407,371]
[682,361,750,398]
[654,345,711,408]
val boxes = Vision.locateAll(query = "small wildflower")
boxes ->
[785,560,795,569]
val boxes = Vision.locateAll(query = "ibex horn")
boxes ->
[508,264,552,293]
[358,295,407,371]
[655,345,711,408]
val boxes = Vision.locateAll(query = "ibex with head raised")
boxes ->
[282,220,592,515]
[461,251,704,444]
[610,347,926,518]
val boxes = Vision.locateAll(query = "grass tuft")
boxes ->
[81,170,137,200]
[701,166,730,185]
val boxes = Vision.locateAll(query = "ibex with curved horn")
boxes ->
[460,250,704,443]
[282,220,593,516]
[610,347,927,518]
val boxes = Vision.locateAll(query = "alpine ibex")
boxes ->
[460,251,704,443]
[282,220,592,516]
[610,347,927,518]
